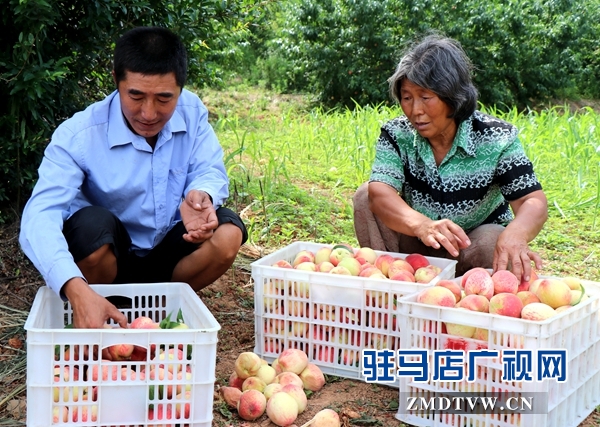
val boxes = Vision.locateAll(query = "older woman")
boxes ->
[353,35,548,281]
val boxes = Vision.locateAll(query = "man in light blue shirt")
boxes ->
[19,27,247,329]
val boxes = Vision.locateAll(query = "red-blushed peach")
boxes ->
[516,291,540,307]
[359,262,374,272]
[266,390,299,426]
[416,286,456,307]
[354,247,378,265]
[329,247,354,266]
[387,259,415,278]
[299,363,325,392]
[229,371,245,390]
[456,294,490,313]
[292,250,315,267]
[271,358,282,375]
[130,315,159,329]
[237,389,267,421]
[405,253,430,271]
[359,266,382,278]
[534,278,572,309]
[521,302,556,321]
[460,267,490,288]
[256,364,277,385]
[274,371,304,388]
[314,246,333,265]
[107,343,134,361]
[294,261,316,272]
[491,270,519,295]
[489,293,523,318]
[464,270,494,300]
[316,261,335,273]
[242,376,267,392]
[414,265,442,283]
[281,383,307,413]
[338,256,362,276]
[436,280,462,303]
[272,259,293,269]
[220,386,243,408]
[517,268,539,292]
[528,278,543,295]
[278,348,308,374]
[329,265,352,275]
[444,308,476,338]
[263,383,284,400]
[555,305,572,314]
[52,406,68,423]
[374,254,395,276]
[473,328,489,341]
[389,270,416,282]
[312,408,341,426]
[234,352,263,380]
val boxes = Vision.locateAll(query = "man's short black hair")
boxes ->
[113,26,187,89]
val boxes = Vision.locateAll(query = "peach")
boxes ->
[275,371,304,388]
[416,286,456,307]
[405,253,430,271]
[293,250,315,267]
[521,302,556,321]
[570,289,584,305]
[295,261,316,272]
[359,266,382,277]
[517,269,539,292]
[374,254,395,276]
[528,278,543,295]
[242,376,267,392]
[52,406,69,423]
[281,383,307,413]
[107,343,134,361]
[516,291,540,307]
[369,272,388,280]
[387,259,415,277]
[460,267,490,287]
[130,345,148,361]
[316,261,335,273]
[271,358,282,375]
[256,364,277,385]
[535,278,572,309]
[71,404,98,422]
[278,348,308,374]
[237,389,267,421]
[562,276,583,291]
[299,363,325,392]
[229,371,245,390]
[155,348,185,374]
[175,391,192,419]
[89,362,119,382]
[491,270,519,295]
[489,293,523,318]
[338,256,362,276]
[436,280,462,303]
[234,352,263,380]
[464,270,494,300]
[130,315,159,329]
[264,383,284,400]
[329,247,354,266]
[444,309,476,338]
[473,328,489,341]
[414,265,442,283]
[355,247,378,265]
[456,294,489,313]
[266,390,299,426]
[329,265,352,275]
[389,270,415,282]
[312,408,341,426]
[314,246,333,264]
[555,305,572,313]
[273,260,293,269]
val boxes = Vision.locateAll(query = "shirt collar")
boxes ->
[411,114,476,158]
[107,91,187,150]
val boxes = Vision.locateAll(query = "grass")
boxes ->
[199,84,600,281]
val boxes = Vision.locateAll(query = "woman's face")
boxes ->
[399,79,457,146]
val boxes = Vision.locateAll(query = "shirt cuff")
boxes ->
[46,258,86,301]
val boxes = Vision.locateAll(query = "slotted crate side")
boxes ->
[25,283,220,427]
[396,278,600,427]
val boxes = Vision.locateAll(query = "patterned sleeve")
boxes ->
[495,134,543,201]
[369,127,405,194]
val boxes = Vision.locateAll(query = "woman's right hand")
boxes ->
[414,218,471,257]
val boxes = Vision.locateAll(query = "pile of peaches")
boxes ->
[272,244,443,283]
[219,348,340,427]
[416,267,588,338]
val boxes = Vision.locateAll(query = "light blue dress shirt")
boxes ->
[19,89,229,297]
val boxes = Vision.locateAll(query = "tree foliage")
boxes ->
[0,0,259,219]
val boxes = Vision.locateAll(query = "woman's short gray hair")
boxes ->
[389,34,478,123]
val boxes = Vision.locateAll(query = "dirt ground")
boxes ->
[0,221,599,426]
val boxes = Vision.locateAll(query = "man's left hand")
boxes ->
[180,190,218,244]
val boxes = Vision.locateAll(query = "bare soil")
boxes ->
[0,222,599,427]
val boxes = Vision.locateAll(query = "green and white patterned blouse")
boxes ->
[370,111,542,233]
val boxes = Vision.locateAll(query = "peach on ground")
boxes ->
[266,390,298,426]
[521,302,556,321]
[312,408,341,427]
[355,247,378,265]
[387,259,415,277]
[338,256,362,276]
[417,286,457,307]
[491,270,519,295]
[405,253,430,271]
[389,270,415,282]
[237,389,267,421]
[278,348,308,374]
[256,364,277,385]
[220,386,243,408]
[234,352,263,379]
[242,376,267,392]
[535,278,572,309]
[374,254,395,276]
[263,383,284,400]
[414,265,442,283]
[436,280,462,303]
[456,294,490,313]
[489,293,523,318]
[314,246,333,264]
[229,371,245,390]
[274,372,304,388]
[299,363,325,391]
[281,383,308,413]
[464,270,494,300]
[516,291,540,307]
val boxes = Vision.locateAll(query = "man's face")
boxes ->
[116,71,181,140]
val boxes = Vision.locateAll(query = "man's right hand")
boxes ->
[62,278,128,329]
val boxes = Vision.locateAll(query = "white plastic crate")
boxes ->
[251,241,457,387]
[24,282,220,427]
[396,276,600,427]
